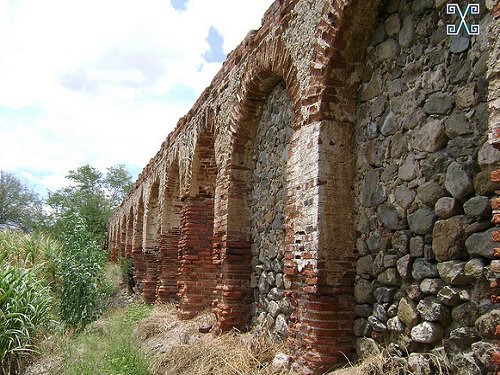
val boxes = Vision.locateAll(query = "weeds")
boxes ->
[60,303,153,375]
[0,265,52,374]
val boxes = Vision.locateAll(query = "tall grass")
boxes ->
[0,259,52,373]
[60,303,153,375]
[0,230,62,373]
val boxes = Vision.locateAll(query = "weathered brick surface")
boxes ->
[108,0,499,372]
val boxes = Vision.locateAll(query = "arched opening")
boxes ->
[143,180,160,303]
[219,77,295,333]
[157,162,182,303]
[178,133,217,319]
[132,195,145,290]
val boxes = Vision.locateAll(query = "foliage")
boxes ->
[0,263,52,374]
[47,164,132,246]
[0,230,62,289]
[0,170,45,232]
[118,255,136,291]
[60,303,152,375]
[57,214,108,330]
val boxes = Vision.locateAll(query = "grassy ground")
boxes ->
[25,302,153,375]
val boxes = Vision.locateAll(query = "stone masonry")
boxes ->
[109,0,500,373]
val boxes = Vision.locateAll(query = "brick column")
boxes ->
[157,229,180,302]
[177,196,217,319]
[213,152,254,331]
[110,229,118,262]
[142,250,160,303]
[132,205,146,287]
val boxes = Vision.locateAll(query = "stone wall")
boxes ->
[250,82,294,338]
[108,0,499,372]
[352,0,499,373]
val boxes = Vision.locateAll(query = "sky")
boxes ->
[0,0,273,196]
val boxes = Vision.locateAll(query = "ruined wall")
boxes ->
[109,0,499,372]
[352,0,499,373]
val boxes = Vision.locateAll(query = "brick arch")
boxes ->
[143,178,161,303]
[230,38,302,137]
[216,39,301,331]
[178,130,218,318]
[157,160,182,303]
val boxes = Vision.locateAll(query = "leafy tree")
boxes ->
[0,170,45,232]
[105,164,133,207]
[47,164,132,245]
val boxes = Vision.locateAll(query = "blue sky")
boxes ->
[0,0,272,196]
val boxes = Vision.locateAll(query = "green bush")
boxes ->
[58,214,107,330]
[0,263,52,374]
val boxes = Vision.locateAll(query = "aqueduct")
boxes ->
[109,0,500,372]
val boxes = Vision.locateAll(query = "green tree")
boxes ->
[0,170,45,232]
[105,164,133,207]
[47,164,132,245]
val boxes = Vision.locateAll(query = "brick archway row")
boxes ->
[106,0,424,373]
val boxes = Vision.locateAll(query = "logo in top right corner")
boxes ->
[446,3,480,36]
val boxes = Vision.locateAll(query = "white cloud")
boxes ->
[0,0,273,195]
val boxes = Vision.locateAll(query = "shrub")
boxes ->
[0,263,52,374]
[57,214,107,330]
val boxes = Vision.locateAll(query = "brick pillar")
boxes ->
[157,229,180,302]
[119,225,126,259]
[177,196,217,319]
[132,248,145,287]
[216,243,253,331]
[213,158,254,331]
[142,250,160,303]
[110,230,118,262]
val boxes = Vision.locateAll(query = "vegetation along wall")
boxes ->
[109,0,500,373]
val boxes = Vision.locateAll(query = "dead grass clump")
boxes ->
[136,305,290,375]
[156,331,289,375]
[328,348,452,375]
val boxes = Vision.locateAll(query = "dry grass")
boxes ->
[326,348,452,375]
[136,304,292,375]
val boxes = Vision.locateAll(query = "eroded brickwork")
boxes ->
[109,0,499,372]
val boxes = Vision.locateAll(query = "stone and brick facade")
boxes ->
[109,0,499,373]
